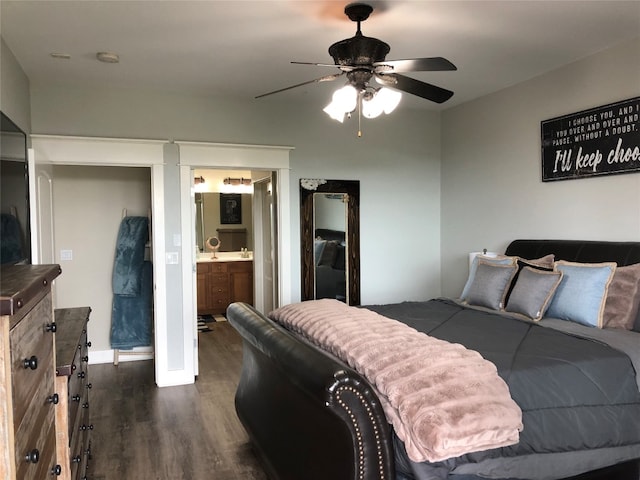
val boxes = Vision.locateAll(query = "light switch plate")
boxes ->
[166,252,179,264]
[60,249,73,261]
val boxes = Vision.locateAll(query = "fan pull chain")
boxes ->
[358,95,363,138]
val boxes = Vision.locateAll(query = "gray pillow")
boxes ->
[505,266,563,320]
[465,261,517,310]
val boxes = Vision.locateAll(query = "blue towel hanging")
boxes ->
[110,261,153,350]
[110,215,152,350]
[112,216,149,296]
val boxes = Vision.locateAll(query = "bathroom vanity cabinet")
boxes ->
[197,260,253,315]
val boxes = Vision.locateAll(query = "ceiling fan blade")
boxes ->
[377,73,453,104]
[255,73,344,99]
[374,57,457,73]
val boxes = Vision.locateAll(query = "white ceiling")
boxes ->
[1,0,639,111]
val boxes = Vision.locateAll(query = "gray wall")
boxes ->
[13,33,637,374]
[52,165,151,353]
[1,38,31,135]
[27,79,441,373]
[29,84,443,306]
[441,37,640,297]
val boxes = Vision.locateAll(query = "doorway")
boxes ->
[191,168,278,375]
[192,168,278,312]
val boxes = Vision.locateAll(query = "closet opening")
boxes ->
[50,164,154,365]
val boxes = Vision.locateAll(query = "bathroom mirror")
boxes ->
[300,179,360,305]
[195,192,252,252]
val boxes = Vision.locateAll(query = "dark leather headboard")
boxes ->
[315,228,345,243]
[505,239,640,267]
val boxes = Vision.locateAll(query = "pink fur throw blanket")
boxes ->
[270,299,523,463]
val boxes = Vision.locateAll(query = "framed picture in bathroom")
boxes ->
[220,193,242,224]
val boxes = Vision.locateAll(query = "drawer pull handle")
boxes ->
[72,455,81,464]
[48,393,59,405]
[72,394,81,402]
[51,464,62,476]
[86,383,93,389]
[82,355,89,362]
[86,341,92,347]
[82,402,89,409]
[25,448,39,463]
[45,322,57,333]
[77,371,86,379]
[23,356,38,370]
[80,424,94,431]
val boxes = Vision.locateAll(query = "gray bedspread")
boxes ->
[366,298,640,480]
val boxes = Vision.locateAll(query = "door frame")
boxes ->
[30,135,291,387]
[177,141,292,377]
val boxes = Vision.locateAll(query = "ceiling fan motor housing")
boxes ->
[329,35,389,67]
[254,1,455,104]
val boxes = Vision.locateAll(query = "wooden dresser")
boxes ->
[197,260,253,315]
[55,307,92,480]
[0,264,62,479]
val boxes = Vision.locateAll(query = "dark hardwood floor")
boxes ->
[88,321,269,480]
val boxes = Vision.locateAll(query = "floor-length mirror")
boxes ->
[300,179,360,305]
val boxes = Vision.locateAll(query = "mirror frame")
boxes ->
[300,179,360,305]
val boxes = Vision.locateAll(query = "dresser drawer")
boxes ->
[53,306,92,480]
[1,264,61,480]
[69,398,90,480]
[67,365,86,438]
[10,294,55,430]
[13,381,56,480]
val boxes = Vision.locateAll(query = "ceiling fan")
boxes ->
[256,2,457,109]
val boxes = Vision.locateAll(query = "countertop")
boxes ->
[197,251,253,263]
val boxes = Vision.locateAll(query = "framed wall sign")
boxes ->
[541,97,639,181]
[220,193,242,224]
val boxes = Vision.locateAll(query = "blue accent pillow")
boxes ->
[546,261,617,328]
[461,255,516,300]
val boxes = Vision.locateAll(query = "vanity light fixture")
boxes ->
[224,177,252,186]
[194,176,205,185]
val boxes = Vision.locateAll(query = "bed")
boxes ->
[314,228,347,301]
[227,239,640,480]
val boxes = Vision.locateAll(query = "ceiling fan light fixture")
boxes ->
[362,87,402,119]
[362,91,383,119]
[323,101,347,122]
[333,85,358,112]
[378,87,402,114]
[324,84,358,122]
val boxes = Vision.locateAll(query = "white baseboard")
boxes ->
[89,347,154,365]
